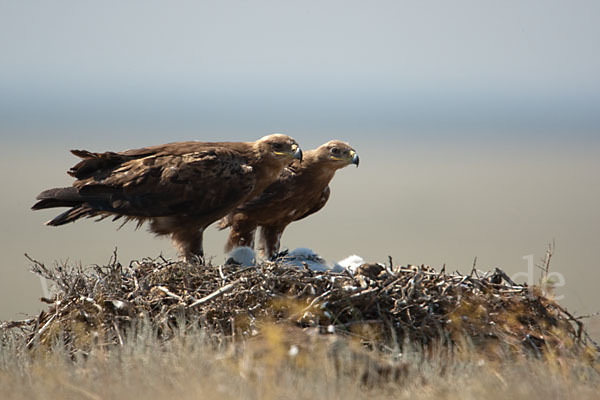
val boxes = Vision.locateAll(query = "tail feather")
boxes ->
[33,185,144,227]
[45,207,93,226]
[33,186,97,225]
[32,187,82,210]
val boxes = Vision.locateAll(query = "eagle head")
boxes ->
[256,134,303,162]
[318,140,359,168]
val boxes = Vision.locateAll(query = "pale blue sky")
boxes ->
[1,0,599,139]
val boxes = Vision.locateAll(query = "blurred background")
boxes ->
[1,1,599,334]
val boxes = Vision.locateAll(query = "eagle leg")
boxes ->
[224,218,257,253]
[170,228,205,263]
[257,225,285,259]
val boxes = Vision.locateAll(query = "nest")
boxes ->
[2,253,597,358]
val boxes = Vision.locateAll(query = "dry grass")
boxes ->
[1,321,599,400]
[1,252,599,399]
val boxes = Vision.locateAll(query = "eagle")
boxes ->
[219,140,358,258]
[32,134,303,260]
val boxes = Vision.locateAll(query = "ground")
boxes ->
[1,254,599,399]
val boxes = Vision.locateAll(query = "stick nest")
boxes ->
[2,253,597,358]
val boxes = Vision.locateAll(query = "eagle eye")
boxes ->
[331,148,340,155]
[273,143,284,150]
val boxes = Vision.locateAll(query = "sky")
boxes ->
[1,0,599,138]
[0,1,599,332]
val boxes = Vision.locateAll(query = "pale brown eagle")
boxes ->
[219,140,358,258]
[32,134,302,260]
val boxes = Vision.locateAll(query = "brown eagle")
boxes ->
[32,134,302,260]
[220,140,359,258]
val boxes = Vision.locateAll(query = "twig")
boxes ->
[188,282,237,308]
[26,313,57,348]
[349,287,380,300]
[575,311,600,320]
[301,290,331,312]
[537,241,555,283]
[0,318,36,330]
[218,265,226,282]
[470,256,478,276]
[554,302,583,340]
[227,265,258,277]
[156,286,184,302]
[494,268,518,286]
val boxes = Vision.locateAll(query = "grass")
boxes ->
[1,320,599,400]
[2,251,599,399]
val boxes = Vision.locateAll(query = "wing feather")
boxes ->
[235,166,297,212]
[294,186,330,221]
[72,146,257,218]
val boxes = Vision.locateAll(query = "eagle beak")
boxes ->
[350,150,359,167]
[292,145,303,162]
[274,144,303,161]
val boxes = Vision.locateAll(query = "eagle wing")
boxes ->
[68,144,257,219]
[293,185,330,221]
[235,165,298,213]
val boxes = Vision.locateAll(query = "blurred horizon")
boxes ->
[2,0,600,143]
[1,1,599,335]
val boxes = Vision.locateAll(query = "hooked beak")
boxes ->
[274,144,303,161]
[292,144,303,162]
[350,150,359,167]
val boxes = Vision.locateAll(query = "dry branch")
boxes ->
[188,281,237,308]
[1,254,597,360]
